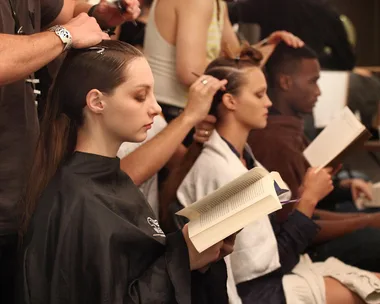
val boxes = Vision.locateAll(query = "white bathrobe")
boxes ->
[177,131,380,304]
[177,131,281,304]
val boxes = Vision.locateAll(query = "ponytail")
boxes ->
[19,100,79,237]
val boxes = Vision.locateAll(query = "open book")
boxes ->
[303,106,371,169]
[176,167,288,253]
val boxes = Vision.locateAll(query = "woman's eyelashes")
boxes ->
[254,87,267,99]
[134,90,148,102]
[255,91,265,99]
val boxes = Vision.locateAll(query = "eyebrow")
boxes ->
[134,84,152,89]
[255,86,267,93]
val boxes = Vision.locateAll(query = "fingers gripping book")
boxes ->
[176,167,289,252]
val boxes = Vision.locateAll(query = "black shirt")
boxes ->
[0,0,63,235]
[119,20,146,48]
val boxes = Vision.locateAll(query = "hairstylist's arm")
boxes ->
[176,0,213,86]
[221,3,240,55]
[74,0,140,28]
[165,115,216,171]
[0,13,108,86]
[121,76,227,186]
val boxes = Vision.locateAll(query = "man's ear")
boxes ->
[221,93,237,111]
[85,89,105,114]
[279,74,292,91]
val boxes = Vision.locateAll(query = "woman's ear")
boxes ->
[86,89,105,114]
[221,93,237,111]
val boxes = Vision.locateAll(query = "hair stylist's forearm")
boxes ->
[0,33,64,86]
[120,113,196,186]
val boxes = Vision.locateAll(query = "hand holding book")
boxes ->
[296,167,334,218]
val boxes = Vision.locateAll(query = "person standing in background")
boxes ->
[0,1,139,302]
[144,0,304,128]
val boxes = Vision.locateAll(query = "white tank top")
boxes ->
[144,0,224,108]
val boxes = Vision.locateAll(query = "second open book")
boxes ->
[304,106,371,168]
[176,167,288,253]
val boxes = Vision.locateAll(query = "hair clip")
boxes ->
[234,56,240,63]
[87,46,107,54]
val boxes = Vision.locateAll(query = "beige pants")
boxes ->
[282,254,380,304]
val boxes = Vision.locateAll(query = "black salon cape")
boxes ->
[18,152,193,304]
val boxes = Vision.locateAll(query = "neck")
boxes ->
[270,90,298,117]
[216,118,249,157]
[75,122,121,158]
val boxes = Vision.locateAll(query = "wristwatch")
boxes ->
[48,25,72,51]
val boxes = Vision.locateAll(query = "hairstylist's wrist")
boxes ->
[180,108,203,127]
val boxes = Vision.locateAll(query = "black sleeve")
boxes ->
[40,0,64,28]
[191,260,229,304]
[270,210,320,274]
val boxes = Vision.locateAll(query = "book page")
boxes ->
[189,192,282,253]
[176,167,269,221]
[187,175,272,238]
[313,71,349,128]
[303,107,365,168]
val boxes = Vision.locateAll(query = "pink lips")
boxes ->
[144,123,153,130]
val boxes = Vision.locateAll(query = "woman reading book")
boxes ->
[176,46,380,303]
[18,40,235,304]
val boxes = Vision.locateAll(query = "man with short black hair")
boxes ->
[248,42,380,273]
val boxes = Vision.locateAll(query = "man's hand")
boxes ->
[64,13,110,49]
[94,0,141,28]
[340,178,373,201]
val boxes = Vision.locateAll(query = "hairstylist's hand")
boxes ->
[64,13,110,49]
[264,31,304,48]
[182,225,224,271]
[193,115,217,144]
[183,76,228,125]
[94,0,141,28]
[301,167,334,204]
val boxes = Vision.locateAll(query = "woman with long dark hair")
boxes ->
[18,40,232,304]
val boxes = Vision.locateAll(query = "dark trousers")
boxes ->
[0,234,17,304]
[308,227,380,272]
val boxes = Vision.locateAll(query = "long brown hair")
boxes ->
[19,40,143,236]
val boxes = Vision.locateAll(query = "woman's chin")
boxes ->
[251,120,267,130]
[125,132,148,144]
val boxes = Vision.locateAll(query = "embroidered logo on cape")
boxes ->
[147,217,165,237]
